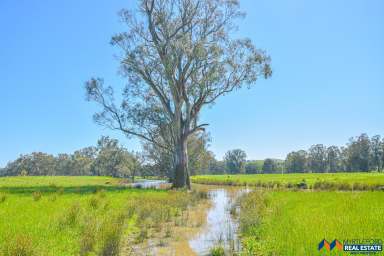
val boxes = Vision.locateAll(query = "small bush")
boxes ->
[32,191,42,201]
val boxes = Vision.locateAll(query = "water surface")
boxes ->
[189,187,249,255]
[131,179,170,189]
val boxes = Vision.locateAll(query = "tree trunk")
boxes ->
[131,170,135,183]
[173,138,190,189]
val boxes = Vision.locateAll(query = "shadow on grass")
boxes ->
[0,185,132,195]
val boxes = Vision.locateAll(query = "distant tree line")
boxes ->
[284,133,384,173]
[0,134,215,179]
[1,133,383,177]
[205,133,384,174]
[0,136,141,178]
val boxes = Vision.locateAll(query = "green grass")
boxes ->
[240,190,384,255]
[0,176,122,188]
[191,172,384,190]
[0,176,127,195]
[0,176,203,256]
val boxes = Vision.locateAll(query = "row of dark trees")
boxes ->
[0,134,214,179]
[2,133,383,177]
[0,137,141,178]
[207,152,283,174]
[285,134,384,173]
[196,149,284,174]
[202,133,384,174]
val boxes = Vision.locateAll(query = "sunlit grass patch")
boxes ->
[239,190,384,255]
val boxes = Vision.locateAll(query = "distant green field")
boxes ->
[191,172,384,190]
[0,176,122,188]
[0,176,126,195]
[0,176,201,256]
[240,190,384,255]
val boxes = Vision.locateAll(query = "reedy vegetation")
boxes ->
[0,176,206,256]
[191,172,384,191]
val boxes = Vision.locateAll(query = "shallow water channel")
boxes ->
[131,180,249,255]
[189,186,249,255]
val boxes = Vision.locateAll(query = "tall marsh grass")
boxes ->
[192,172,384,191]
[0,177,206,256]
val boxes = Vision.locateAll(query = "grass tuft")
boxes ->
[209,245,225,256]
[58,202,81,227]
[32,191,42,201]
[0,193,6,203]
[79,217,97,256]
[1,234,35,256]
[99,213,125,256]
[88,196,100,209]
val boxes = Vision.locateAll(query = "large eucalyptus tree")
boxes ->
[86,0,271,188]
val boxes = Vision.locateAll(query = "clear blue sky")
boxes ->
[1,0,383,167]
